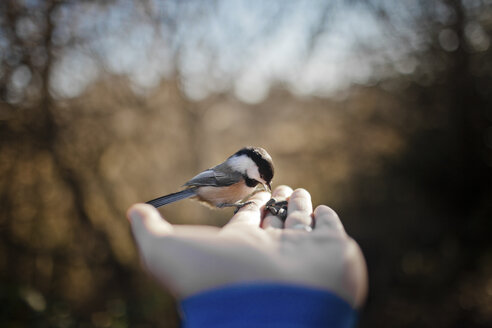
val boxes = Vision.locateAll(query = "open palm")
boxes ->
[128,186,367,308]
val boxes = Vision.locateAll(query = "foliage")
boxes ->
[0,0,491,327]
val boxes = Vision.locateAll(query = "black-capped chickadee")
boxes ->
[146,147,274,210]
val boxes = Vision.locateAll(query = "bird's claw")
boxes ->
[218,201,255,214]
[232,201,255,214]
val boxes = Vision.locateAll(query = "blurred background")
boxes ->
[1,0,491,327]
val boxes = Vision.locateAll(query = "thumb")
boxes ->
[127,203,174,241]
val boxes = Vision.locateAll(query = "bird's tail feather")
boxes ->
[146,188,197,208]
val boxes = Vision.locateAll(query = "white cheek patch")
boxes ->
[228,154,262,182]
[247,164,261,182]
[228,154,254,174]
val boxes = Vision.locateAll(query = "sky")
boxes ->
[48,0,405,103]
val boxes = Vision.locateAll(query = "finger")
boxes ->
[262,185,293,229]
[226,191,271,228]
[285,188,313,229]
[272,185,294,198]
[127,203,174,241]
[313,205,346,235]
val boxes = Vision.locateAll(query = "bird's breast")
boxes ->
[195,182,255,207]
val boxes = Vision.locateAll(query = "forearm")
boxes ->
[180,282,357,328]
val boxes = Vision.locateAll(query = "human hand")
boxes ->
[127,186,368,308]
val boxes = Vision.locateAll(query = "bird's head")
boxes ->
[227,147,274,191]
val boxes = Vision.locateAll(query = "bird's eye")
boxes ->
[244,176,259,188]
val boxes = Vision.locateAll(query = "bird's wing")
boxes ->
[184,164,243,187]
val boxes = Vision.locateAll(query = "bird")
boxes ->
[146,147,274,210]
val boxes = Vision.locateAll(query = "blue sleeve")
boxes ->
[179,283,357,328]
